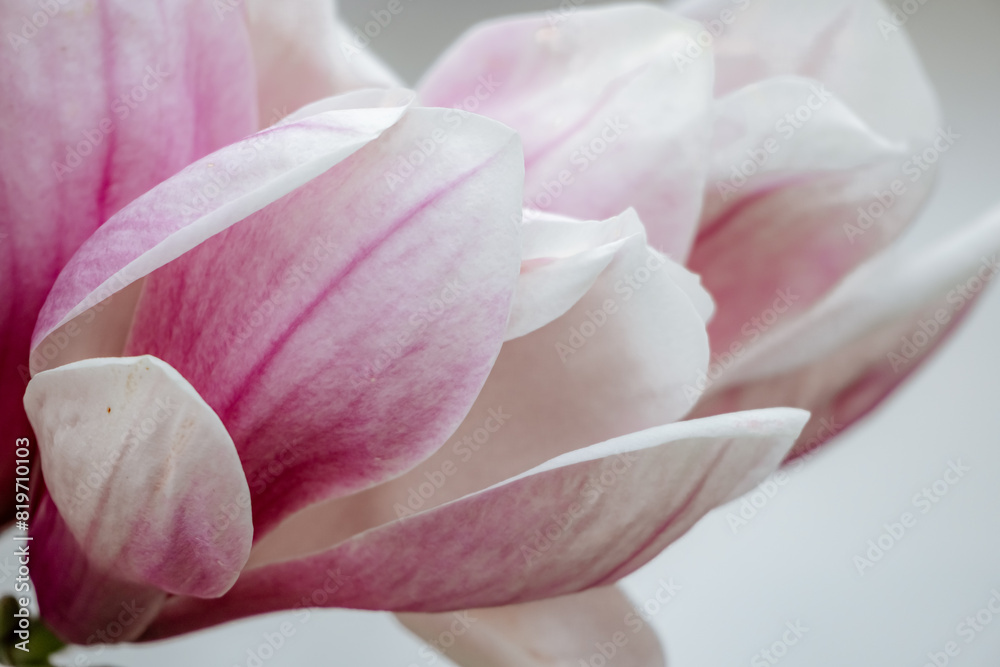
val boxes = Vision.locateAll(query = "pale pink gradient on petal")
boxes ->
[0,0,256,519]
[419,4,715,259]
[691,204,1000,459]
[397,586,666,667]
[119,107,523,538]
[687,77,941,367]
[246,210,711,565]
[674,0,940,146]
[29,89,414,372]
[143,408,808,638]
[25,356,252,643]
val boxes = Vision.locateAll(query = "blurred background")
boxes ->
[33,0,1000,665]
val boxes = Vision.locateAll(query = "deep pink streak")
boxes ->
[219,148,508,423]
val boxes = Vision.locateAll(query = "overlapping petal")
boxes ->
[0,0,257,520]
[144,408,808,638]
[246,208,712,563]
[30,91,525,539]
[686,76,941,362]
[674,0,940,146]
[25,356,252,643]
[397,586,666,667]
[419,3,715,259]
[692,205,1000,459]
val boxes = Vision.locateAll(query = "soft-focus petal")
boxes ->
[507,208,646,340]
[127,107,523,538]
[25,356,251,643]
[144,408,808,638]
[692,204,1000,459]
[0,0,256,520]
[30,88,414,370]
[674,0,940,145]
[419,3,714,259]
[32,94,525,539]
[397,586,666,667]
[246,211,711,564]
[687,76,940,364]
[245,0,401,124]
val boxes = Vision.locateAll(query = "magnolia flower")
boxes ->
[7,1,1000,667]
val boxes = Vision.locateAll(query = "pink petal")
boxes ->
[0,0,256,519]
[397,586,666,667]
[24,356,251,643]
[246,210,712,564]
[675,0,940,145]
[29,89,414,371]
[418,4,714,259]
[508,208,653,340]
[143,408,808,638]
[245,0,402,124]
[33,96,525,540]
[691,204,1000,459]
[129,107,522,537]
[687,77,945,371]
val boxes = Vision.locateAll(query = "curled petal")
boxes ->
[30,88,414,373]
[143,408,808,638]
[34,94,525,539]
[508,209,646,340]
[692,204,1000,458]
[0,0,256,520]
[25,356,251,642]
[397,586,666,667]
[419,4,715,258]
[247,210,711,564]
[125,107,523,538]
[687,77,940,369]
[675,0,940,145]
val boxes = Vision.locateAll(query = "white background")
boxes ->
[31,1,1000,665]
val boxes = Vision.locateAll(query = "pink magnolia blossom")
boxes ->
[6,1,1000,666]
